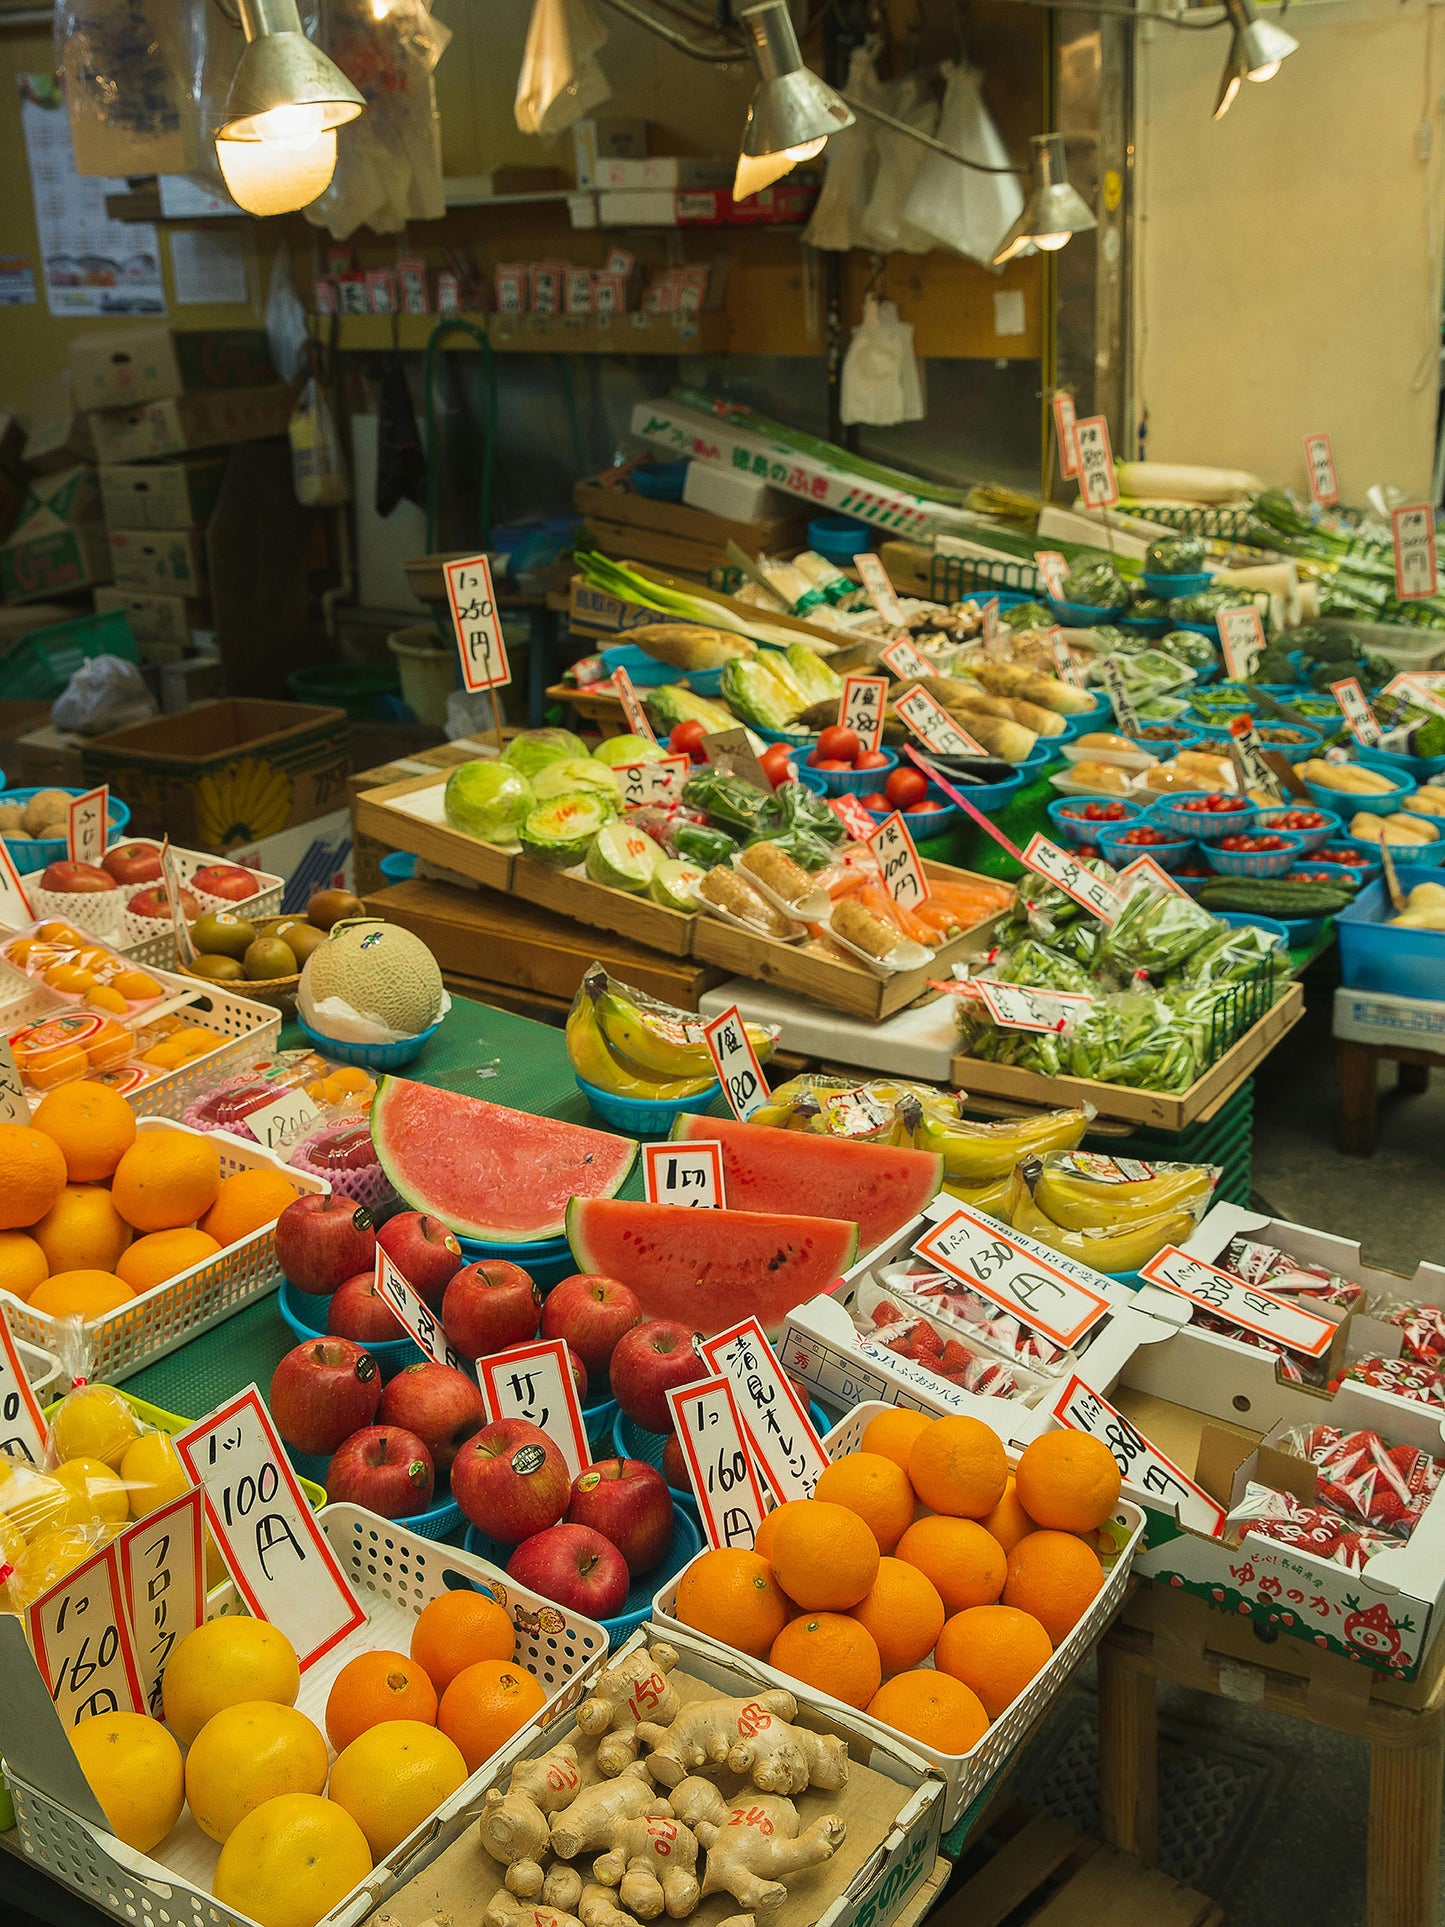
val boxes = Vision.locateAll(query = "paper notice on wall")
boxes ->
[170,230,250,307]
[0,257,37,306]
[19,76,165,319]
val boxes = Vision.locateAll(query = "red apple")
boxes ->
[127,883,201,921]
[609,1320,706,1434]
[325,1425,434,1517]
[441,1260,540,1361]
[451,1418,570,1543]
[191,862,260,902]
[327,1270,406,1344]
[39,860,116,894]
[566,1346,588,1407]
[565,1457,673,1578]
[275,1194,376,1296]
[507,1523,629,1619]
[102,842,163,886]
[269,1338,381,1456]
[540,1274,641,1377]
[378,1361,486,1479]
[662,1433,689,1493]
[377,1211,464,1312]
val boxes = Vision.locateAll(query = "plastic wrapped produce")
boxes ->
[1226,1483,1397,1572]
[1274,1423,1442,1538]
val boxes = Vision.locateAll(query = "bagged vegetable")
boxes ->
[1061,560,1129,611]
[1095,883,1217,980]
[681,766,771,834]
[756,779,845,845]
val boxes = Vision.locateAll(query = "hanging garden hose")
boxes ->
[422,319,498,552]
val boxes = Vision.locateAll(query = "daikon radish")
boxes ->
[1116,461,1264,504]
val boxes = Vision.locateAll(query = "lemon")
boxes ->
[120,1432,190,1520]
[0,1462,85,1541]
[185,1702,329,1843]
[162,1618,301,1745]
[50,1385,141,1469]
[9,1526,97,1604]
[70,1713,184,1853]
[54,1457,130,1527]
[0,1513,24,1574]
[213,1794,372,1927]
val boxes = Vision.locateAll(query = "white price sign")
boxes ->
[1053,391,1079,478]
[176,1387,366,1669]
[839,675,888,751]
[1117,853,1190,901]
[443,553,513,692]
[1216,606,1265,683]
[612,666,658,743]
[894,685,986,757]
[66,786,107,869]
[117,1488,205,1719]
[1139,1245,1337,1359]
[643,1140,725,1208]
[1392,505,1439,601]
[881,636,933,681]
[0,1306,50,1465]
[1052,1375,1225,1536]
[700,1318,829,1502]
[1384,672,1445,718]
[915,1206,1114,1349]
[0,1038,28,1124]
[868,811,930,910]
[159,839,194,964]
[1074,416,1119,510]
[1034,551,1069,600]
[1048,629,1083,688]
[1226,719,1286,802]
[28,1543,145,1728]
[854,551,906,628]
[665,1375,768,1551]
[616,755,689,808]
[1020,833,1124,924]
[1304,433,1339,508]
[0,840,34,930]
[375,1248,473,1378]
[1330,678,1382,748]
[478,1339,591,1480]
[245,1087,321,1157]
[829,792,878,842]
[703,1006,770,1121]
[982,599,1003,654]
[971,978,1093,1033]
[1096,656,1140,735]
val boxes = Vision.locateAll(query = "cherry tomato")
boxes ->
[855,748,890,770]
[860,792,891,812]
[886,767,929,810]
[1078,802,1131,822]
[669,720,707,762]
[1179,793,1240,814]
[816,725,862,765]
[1319,846,1369,866]
[1218,833,1289,852]
[759,743,794,789]
[1117,826,1180,846]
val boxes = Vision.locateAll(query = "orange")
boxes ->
[673,1548,789,1658]
[768,1612,882,1711]
[325,1650,438,1753]
[29,1269,132,1319]
[212,1794,372,1927]
[35,921,81,944]
[0,1231,48,1301]
[813,1452,916,1554]
[410,1590,515,1695]
[120,1431,190,1519]
[908,1416,1008,1519]
[111,969,161,1000]
[116,1227,222,1294]
[0,1124,67,1230]
[185,1702,330,1842]
[860,1407,932,1473]
[201,1169,302,1246]
[896,1516,1006,1615]
[163,1618,301,1745]
[1002,1531,1104,1646]
[32,1184,131,1274]
[847,1557,945,1675]
[1014,1432,1122,1535]
[867,1672,989,1755]
[31,1081,136,1182]
[766,1501,879,1612]
[328,1720,469,1859]
[753,1499,805,1563]
[979,1476,1038,1555]
[69,1713,184,1854]
[437,1661,546,1774]
[111,1129,222,1232]
[935,1604,1054,1720]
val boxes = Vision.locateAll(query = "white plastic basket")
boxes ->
[0,1116,330,1383]
[17,1336,62,1402]
[651,1399,1145,1828]
[4,1503,610,1927]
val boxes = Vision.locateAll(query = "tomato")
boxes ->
[816,726,861,765]
[855,748,890,770]
[910,799,944,813]
[860,792,891,812]
[1178,793,1240,814]
[759,743,794,788]
[1218,833,1289,852]
[1078,802,1131,822]
[668,720,707,762]
[1117,826,1179,846]
[1267,810,1326,831]
[811,758,852,771]
[1319,846,1369,866]
[886,767,929,810]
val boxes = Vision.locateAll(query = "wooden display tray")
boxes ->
[950,980,1305,1130]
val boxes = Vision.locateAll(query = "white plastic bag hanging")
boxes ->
[903,63,1023,264]
[841,296,924,426]
[802,44,881,253]
[857,76,937,255]
[265,247,309,386]
[515,0,611,137]
[289,376,350,507]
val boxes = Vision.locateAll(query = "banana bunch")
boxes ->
[750,1074,928,1141]
[940,1170,1014,1215]
[1000,1166,1199,1273]
[1031,1154,1216,1230]
[567,993,718,1101]
[567,965,775,1100]
[912,1101,1089,1182]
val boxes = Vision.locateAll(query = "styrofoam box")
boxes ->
[217,805,353,912]
[2,1507,609,1927]
[1333,983,1445,1049]
[653,1403,1145,1829]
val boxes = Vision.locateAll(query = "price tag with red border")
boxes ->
[1052,1375,1225,1536]
[616,755,688,808]
[1383,672,1445,718]
[176,1387,366,1669]
[1216,606,1265,682]
[868,811,930,910]
[1392,505,1439,601]
[0,1039,28,1126]
[374,1248,473,1378]
[28,1542,145,1728]
[117,1488,205,1719]
[1139,1245,1336,1359]
[704,1005,770,1120]
[478,1338,591,1480]
[1021,833,1124,923]
[970,978,1093,1033]
[0,839,33,930]
[643,1140,725,1208]
[829,793,877,842]
[839,675,888,751]
[1034,551,1069,600]
[700,1317,829,1501]
[1226,718,1287,802]
[612,666,657,742]
[66,787,107,869]
[881,636,933,681]
[914,1206,1113,1350]
[1048,630,1083,688]
[666,1375,768,1550]
[1053,391,1079,478]
[443,553,513,692]
[1304,433,1339,508]
[1074,417,1119,510]
[854,552,906,627]
[1331,678,1382,747]
[0,1305,50,1465]
[894,686,986,757]
[1117,853,1190,900]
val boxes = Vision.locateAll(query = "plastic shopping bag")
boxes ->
[289,375,351,508]
[802,43,882,252]
[903,62,1023,263]
[841,297,924,426]
[857,75,937,253]
[516,0,610,136]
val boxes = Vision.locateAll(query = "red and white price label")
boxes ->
[971,978,1093,1033]
[1048,629,1083,688]
[176,1387,366,1668]
[643,1140,725,1209]
[478,1339,591,1480]
[375,1248,474,1378]
[701,1317,829,1501]
[246,1086,322,1157]
[117,1488,205,1720]
[868,811,930,910]
[0,838,34,931]
[616,754,688,808]
[66,786,107,869]
[0,1305,51,1465]
[28,1542,145,1728]
[1074,416,1119,510]
[612,666,658,743]
[1383,672,1445,718]
[159,838,194,965]
[443,553,513,692]
[1053,390,1079,478]
[854,551,906,628]
[894,685,986,757]
[1392,505,1439,601]
[839,675,889,751]
[1096,656,1140,736]
[1303,433,1338,508]
[881,635,933,681]
[666,1375,768,1551]
[1216,606,1266,682]
[1034,551,1069,600]
[1140,1246,1337,1359]
[0,1038,26,1125]
[1330,678,1382,748]
[703,1005,770,1120]
[981,599,1003,655]
[829,793,878,842]
[1118,853,1190,900]
[1052,1375,1225,1536]
[915,1206,1114,1350]
[1226,717,1287,803]
[1021,833,1124,924]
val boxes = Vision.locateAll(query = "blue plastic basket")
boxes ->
[1202,832,1309,878]
[296,1012,445,1070]
[1337,878,1445,995]
[1314,842,1383,882]
[802,747,898,795]
[1144,570,1211,598]
[456,1230,578,1292]
[1048,598,1129,626]
[575,1074,721,1139]
[1060,693,1114,739]
[631,462,688,501]
[3,787,130,875]
[379,851,419,882]
[1148,794,1258,843]
[1123,727,1208,757]
[1096,825,1196,872]
[684,667,725,696]
[1253,724,1324,766]
[1303,770,1416,817]
[1357,742,1445,783]
[1047,796,1147,847]
[1282,859,1362,892]
[1251,805,1340,854]
[277,1276,424,1379]
[1211,911,1294,946]
[601,644,673,688]
[809,515,873,562]
[1356,833,1445,868]
[1119,616,1170,638]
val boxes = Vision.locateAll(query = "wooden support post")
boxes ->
[1096,1638,1160,1865]
[1367,1724,1444,1927]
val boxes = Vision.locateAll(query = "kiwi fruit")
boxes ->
[191,912,257,960]
[187,953,245,982]
[243,937,298,980]
[269,917,327,965]
[307,888,366,931]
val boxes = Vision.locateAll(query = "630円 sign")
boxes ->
[443,552,513,691]
[1140,1246,1337,1359]
[914,1205,1113,1350]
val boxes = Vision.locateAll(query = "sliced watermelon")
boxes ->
[671,1113,942,1254]
[371,1077,636,1242]
[566,1197,858,1336]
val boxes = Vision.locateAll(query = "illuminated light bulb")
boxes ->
[733,137,825,201]
[734,1,852,201]
[216,128,338,215]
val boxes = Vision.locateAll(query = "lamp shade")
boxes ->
[991,134,1096,266]
[1215,0,1298,115]
[220,0,365,144]
[734,0,852,198]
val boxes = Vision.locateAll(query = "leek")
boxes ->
[576,551,819,652]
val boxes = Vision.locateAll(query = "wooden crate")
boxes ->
[350,737,497,893]
[573,476,804,554]
[353,769,514,892]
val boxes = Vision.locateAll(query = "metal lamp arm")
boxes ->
[840,92,1027,177]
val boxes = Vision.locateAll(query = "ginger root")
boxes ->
[550,1763,672,1861]
[576,1644,682,1778]
[579,1883,643,1927]
[639,1693,848,1796]
[593,1812,701,1920]
[691,1795,846,1916]
[480,1743,583,1896]
[483,1898,583,1927]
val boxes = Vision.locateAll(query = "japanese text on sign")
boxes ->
[868,811,930,911]
[176,1387,366,1668]
[160,840,194,965]
[839,675,888,751]
[971,979,1093,1033]
[444,553,513,692]
[1053,391,1079,478]
[375,1247,473,1378]
[117,1489,204,1718]
[1118,853,1190,901]
[0,1039,28,1126]
[1073,417,1119,510]
[829,792,877,842]
[643,1141,725,1209]
[1226,718,1286,802]
[0,1305,51,1465]
[1048,630,1083,688]
[982,599,1003,655]
[479,1339,591,1479]
[1021,834,1123,924]
[0,840,34,930]
[704,1006,770,1120]
[1331,678,1382,748]
[1217,606,1265,683]
[1304,433,1338,507]
[29,1544,145,1729]
[617,755,689,808]
[246,1087,322,1157]
[701,1318,829,1501]
[854,551,906,628]
[1392,505,1439,601]
[1034,551,1069,600]
[1384,672,1445,717]
[66,787,107,869]
[1096,656,1140,736]
[915,1206,1113,1349]
[894,685,985,757]
[1140,1246,1336,1359]
[1052,1376,1225,1535]
[665,1376,768,1550]
[612,667,657,743]
[881,636,933,681]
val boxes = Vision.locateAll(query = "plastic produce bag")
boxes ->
[52,655,157,736]
[841,296,924,427]
[265,246,309,386]
[515,0,610,136]
[1274,1423,1441,1538]
[858,75,937,253]
[802,43,881,251]
[1226,1483,1396,1572]
[289,375,350,508]
[902,63,1023,264]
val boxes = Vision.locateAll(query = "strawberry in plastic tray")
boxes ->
[1276,1422,1442,1539]
[1376,1301,1445,1367]
[1226,1482,1398,1572]
[878,1258,1069,1373]
[1216,1234,1368,1312]
[867,1299,1026,1399]
[1190,1310,1329,1387]
[1337,1354,1445,1410]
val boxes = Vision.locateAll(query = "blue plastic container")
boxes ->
[1048,598,1128,626]
[1202,832,1309,878]
[379,851,419,882]
[465,1507,704,1649]
[802,747,898,795]
[283,1439,462,1539]
[1211,911,1294,946]
[1060,693,1114,739]
[4,787,130,875]
[1252,805,1340,854]
[1303,769,1416,817]
[1313,842,1383,883]
[1148,795,1258,843]
[297,1013,445,1071]
[1357,834,1445,868]
[809,516,872,562]
[684,667,725,696]
[1048,796,1147,847]
[1282,859,1362,891]
[575,1074,721,1139]
[277,1277,423,1378]
[456,1230,578,1292]
[1357,742,1445,783]
[1144,570,1211,598]
[1337,879,1445,996]
[1120,616,1170,639]
[632,462,688,501]
[1124,727,1208,757]
[611,1400,833,1485]
[1254,723,1324,766]
[1096,825,1196,872]
[601,644,672,688]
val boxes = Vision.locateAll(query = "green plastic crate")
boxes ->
[0,608,138,700]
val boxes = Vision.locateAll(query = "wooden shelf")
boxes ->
[313,309,729,355]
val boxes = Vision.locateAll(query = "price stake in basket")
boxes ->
[703,1005,770,1120]
[1052,1376,1225,1536]
[828,792,877,842]
[1382,671,1445,718]
[838,675,888,750]
[1034,551,1069,601]
[246,1086,321,1157]
[1140,1246,1337,1359]
[881,635,933,681]
[1330,677,1382,748]
[612,666,658,743]
[1392,505,1439,601]
[66,786,107,869]
[643,1140,725,1208]
[159,838,195,965]
[1225,718,1288,804]
[1378,832,1407,914]
[868,811,930,910]
[854,551,906,628]
[1048,629,1083,688]
[894,685,986,757]
[666,1376,768,1551]
[982,599,1003,655]
[1304,433,1339,508]
[1096,655,1141,735]
[117,1488,205,1718]
[1053,390,1080,478]
[1117,853,1190,901]
[616,754,689,808]
[28,1542,145,1727]
[0,1037,28,1124]
[1074,417,1119,511]
[0,1305,50,1465]
[701,1317,829,1501]
[1020,834,1124,924]
[374,1247,474,1378]
[0,838,33,931]
[479,1339,591,1479]
[443,552,512,692]
[1217,606,1265,683]
[915,1206,1114,1350]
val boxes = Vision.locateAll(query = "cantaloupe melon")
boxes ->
[299,920,443,1037]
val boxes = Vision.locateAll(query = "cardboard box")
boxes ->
[80,699,349,851]
[574,474,804,558]
[69,326,275,410]
[3,724,85,791]
[107,527,206,596]
[22,391,96,474]
[0,515,111,603]
[87,387,293,464]
[14,464,101,531]
[99,456,227,531]
[211,806,353,910]
[93,586,203,657]
[571,115,649,186]
[593,155,732,189]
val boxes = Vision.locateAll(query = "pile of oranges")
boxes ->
[672,1410,1123,1755]
[0,1086,301,1320]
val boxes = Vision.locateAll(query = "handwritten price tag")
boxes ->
[0,839,34,930]
[868,811,930,910]
[1226,718,1286,802]
[246,1087,321,1157]
[1393,506,1439,601]
[1052,1375,1225,1535]
[1383,671,1445,718]
[1074,416,1119,510]
[1331,678,1382,748]
[1117,853,1190,901]
[375,1248,473,1378]
[1096,656,1140,735]
[829,793,877,842]
[916,1206,1113,1349]
[1217,606,1265,683]
[0,1306,50,1465]
[612,667,657,743]
[971,979,1093,1033]
[704,1006,770,1120]
[854,552,906,627]
[666,1376,768,1550]
[1021,834,1124,924]
[176,1387,366,1668]
[839,675,888,751]
[444,553,513,692]
[1034,551,1069,601]
[616,755,688,808]
[117,1488,204,1719]
[478,1339,591,1479]
[643,1141,725,1208]
[1048,629,1083,688]
[28,1543,144,1728]
[1053,391,1079,478]
[66,787,107,869]
[1304,433,1338,508]
[0,1038,28,1124]
[881,636,933,681]
[700,1318,829,1501]
[1140,1245,1336,1359]
[895,686,985,757]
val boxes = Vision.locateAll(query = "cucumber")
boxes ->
[1197,877,1354,915]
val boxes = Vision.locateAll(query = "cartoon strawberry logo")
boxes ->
[1342,1598,1408,1662]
